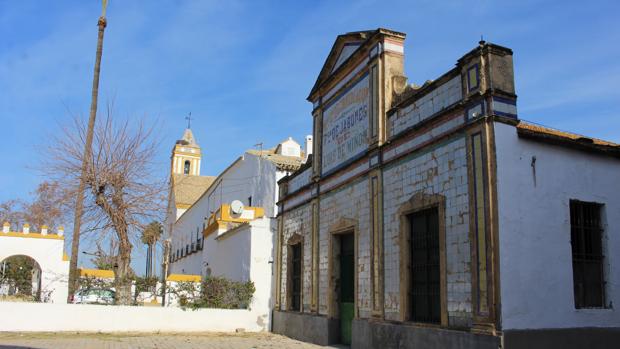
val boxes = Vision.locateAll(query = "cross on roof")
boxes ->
[185,112,193,129]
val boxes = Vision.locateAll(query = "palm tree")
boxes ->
[68,0,109,302]
[141,221,163,277]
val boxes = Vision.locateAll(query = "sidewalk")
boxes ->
[0,332,348,349]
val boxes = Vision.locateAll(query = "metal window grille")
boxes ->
[570,200,606,308]
[290,243,302,311]
[409,208,441,323]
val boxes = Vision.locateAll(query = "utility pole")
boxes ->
[161,239,171,306]
[67,0,109,302]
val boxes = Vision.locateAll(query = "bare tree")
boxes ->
[0,200,24,231]
[23,181,70,232]
[45,110,165,305]
[90,239,119,271]
[0,181,69,232]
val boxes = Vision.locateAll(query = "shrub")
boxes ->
[168,277,255,310]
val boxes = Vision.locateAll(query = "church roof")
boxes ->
[172,174,216,206]
[246,149,304,171]
[176,128,198,146]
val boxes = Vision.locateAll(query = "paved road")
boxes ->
[0,332,342,349]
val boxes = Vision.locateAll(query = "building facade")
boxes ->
[164,129,306,328]
[273,28,620,348]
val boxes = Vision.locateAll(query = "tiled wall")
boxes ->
[382,136,472,327]
[280,204,312,311]
[390,76,462,137]
[317,178,371,316]
[288,167,313,194]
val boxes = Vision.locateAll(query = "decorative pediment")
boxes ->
[308,30,374,100]
[331,42,363,74]
[329,217,358,234]
[308,28,406,102]
[398,192,446,214]
[287,233,304,245]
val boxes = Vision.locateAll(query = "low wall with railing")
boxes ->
[0,301,268,332]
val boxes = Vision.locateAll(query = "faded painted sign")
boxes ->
[322,74,369,174]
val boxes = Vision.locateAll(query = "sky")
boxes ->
[1,0,619,272]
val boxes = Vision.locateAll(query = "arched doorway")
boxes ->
[0,255,42,301]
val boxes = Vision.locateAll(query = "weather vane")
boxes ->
[185,112,193,129]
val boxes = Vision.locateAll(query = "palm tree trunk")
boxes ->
[67,14,107,303]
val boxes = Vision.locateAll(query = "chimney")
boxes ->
[304,135,313,161]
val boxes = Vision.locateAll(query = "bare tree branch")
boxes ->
[43,107,166,304]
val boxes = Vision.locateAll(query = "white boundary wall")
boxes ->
[0,233,69,304]
[0,302,268,332]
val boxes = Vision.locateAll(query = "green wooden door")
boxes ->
[340,233,354,345]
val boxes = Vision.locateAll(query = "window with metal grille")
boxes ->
[290,243,302,311]
[409,207,441,323]
[196,230,202,251]
[570,200,606,308]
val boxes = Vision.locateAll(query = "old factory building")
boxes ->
[273,28,620,349]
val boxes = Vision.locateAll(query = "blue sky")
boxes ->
[1,0,619,270]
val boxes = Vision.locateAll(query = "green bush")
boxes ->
[169,277,255,310]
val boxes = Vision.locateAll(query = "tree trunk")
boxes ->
[114,243,132,305]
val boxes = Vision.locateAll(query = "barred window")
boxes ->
[409,207,440,323]
[570,200,606,309]
[290,243,302,311]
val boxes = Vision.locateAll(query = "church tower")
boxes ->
[171,128,201,176]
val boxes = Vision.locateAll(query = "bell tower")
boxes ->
[171,128,201,176]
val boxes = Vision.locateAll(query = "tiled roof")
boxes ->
[246,149,304,171]
[517,121,620,156]
[172,174,216,206]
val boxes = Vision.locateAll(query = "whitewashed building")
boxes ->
[273,28,620,349]
[164,129,307,327]
[0,223,68,303]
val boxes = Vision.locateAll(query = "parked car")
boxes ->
[72,288,115,305]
